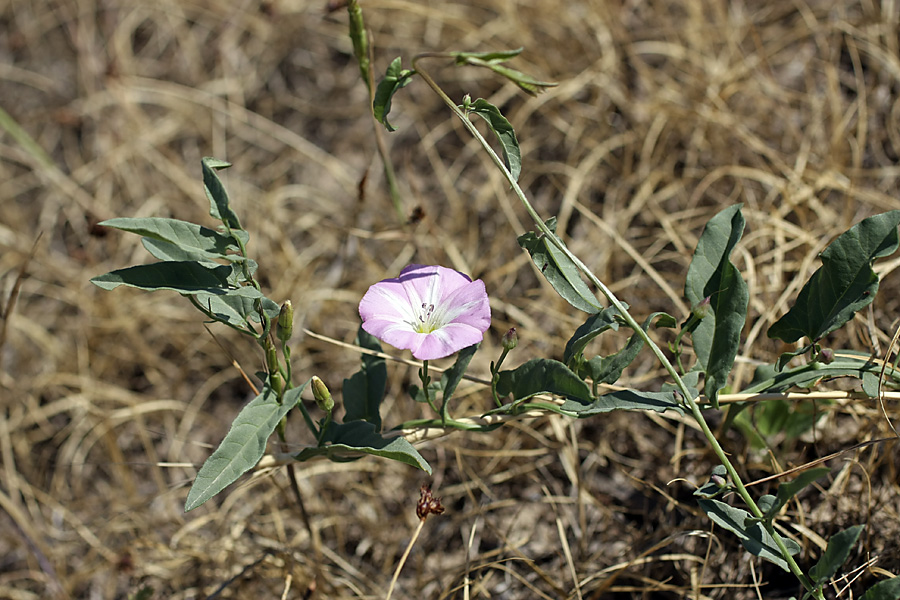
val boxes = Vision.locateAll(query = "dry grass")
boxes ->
[2,0,900,598]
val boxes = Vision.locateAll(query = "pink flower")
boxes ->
[359,264,491,360]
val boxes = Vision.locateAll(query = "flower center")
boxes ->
[414,302,440,333]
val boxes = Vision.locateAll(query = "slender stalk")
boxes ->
[348,0,405,222]
[385,520,425,600]
[418,360,441,416]
[411,55,819,596]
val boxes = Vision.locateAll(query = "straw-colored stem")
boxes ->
[384,519,425,600]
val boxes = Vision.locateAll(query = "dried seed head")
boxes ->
[416,485,445,521]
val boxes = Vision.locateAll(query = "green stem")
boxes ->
[348,0,405,222]
[412,55,818,596]
[419,361,440,415]
[490,347,511,407]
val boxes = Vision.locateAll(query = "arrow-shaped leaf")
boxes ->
[293,421,431,473]
[202,157,242,232]
[373,57,415,132]
[518,218,602,314]
[769,210,900,344]
[466,98,521,181]
[185,383,309,511]
[684,203,748,407]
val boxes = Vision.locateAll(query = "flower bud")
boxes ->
[692,296,712,319]
[277,300,294,343]
[501,327,518,351]
[265,340,278,374]
[817,348,835,364]
[270,371,283,396]
[311,376,334,413]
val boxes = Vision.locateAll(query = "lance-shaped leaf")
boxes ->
[696,496,801,571]
[768,210,900,344]
[452,48,556,95]
[762,467,830,522]
[192,292,281,329]
[373,57,415,132]
[343,326,387,431]
[185,382,309,511]
[496,358,593,404]
[141,239,259,287]
[440,342,478,405]
[862,575,900,600]
[91,261,259,296]
[585,312,676,385]
[518,218,602,314]
[293,421,431,473]
[203,157,242,232]
[685,203,748,407]
[742,352,888,394]
[557,389,682,417]
[564,305,623,370]
[100,217,244,263]
[465,98,521,181]
[452,48,526,63]
[809,525,864,587]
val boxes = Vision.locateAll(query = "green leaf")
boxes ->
[768,210,900,344]
[91,261,255,295]
[185,383,308,511]
[775,344,813,372]
[441,343,478,405]
[373,57,415,132]
[452,49,556,96]
[193,292,280,329]
[466,98,521,181]
[142,238,258,285]
[496,358,593,404]
[697,497,801,571]
[763,467,830,521]
[585,312,676,385]
[518,218,602,314]
[99,217,242,262]
[451,48,525,63]
[742,353,886,394]
[684,204,749,407]
[563,305,623,368]
[342,326,386,430]
[862,576,900,600]
[203,157,242,232]
[754,398,827,441]
[293,421,431,473]
[557,389,682,417]
[809,525,864,586]
[694,465,729,499]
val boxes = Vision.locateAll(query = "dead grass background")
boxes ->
[2,0,900,598]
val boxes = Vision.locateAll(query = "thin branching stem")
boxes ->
[411,55,819,596]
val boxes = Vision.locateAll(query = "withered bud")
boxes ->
[311,376,334,413]
[277,300,294,343]
[501,327,518,351]
[416,485,445,521]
